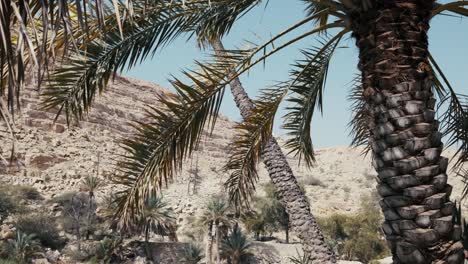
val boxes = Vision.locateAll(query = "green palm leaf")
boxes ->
[41,5,203,123]
[224,87,287,208]
[283,33,345,167]
[433,1,468,17]
[347,75,370,151]
[193,0,264,47]
[112,50,253,229]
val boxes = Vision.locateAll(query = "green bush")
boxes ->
[317,194,389,263]
[10,186,42,200]
[0,191,18,222]
[48,191,79,206]
[15,213,64,250]
[88,235,123,263]
[180,242,204,264]
[0,260,18,264]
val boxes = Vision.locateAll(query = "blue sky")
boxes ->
[127,1,468,148]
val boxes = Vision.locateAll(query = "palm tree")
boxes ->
[220,227,253,264]
[180,242,204,264]
[7,231,40,264]
[138,195,176,257]
[4,1,468,263]
[80,175,102,239]
[199,198,232,264]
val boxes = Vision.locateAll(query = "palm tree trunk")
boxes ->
[144,225,151,259]
[351,2,463,263]
[206,222,214,264]
[85,192,93,240]
[211,39,336,263]
[215,222,220,264]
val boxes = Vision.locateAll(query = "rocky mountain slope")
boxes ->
[1,75,467,263]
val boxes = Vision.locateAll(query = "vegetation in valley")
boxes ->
[317,194,390,263]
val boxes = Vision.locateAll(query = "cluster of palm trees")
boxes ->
[2,0,468,263]
[198,197,254,264]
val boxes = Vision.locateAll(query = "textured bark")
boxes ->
[206,222,213,264]
[215,222,220,264]
[349,1,464,263]
[211,40,336,263]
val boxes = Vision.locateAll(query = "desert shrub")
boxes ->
[180,242,204,264]
[48,191,79,206]
[61,192,98,242]
[9,185,42,200]
[289,250,312,264]
[15,213,64,250]
[243,213,267,240]
[88,235,124,263]
[301,176,326,187]
[317,194,389,263]
[243,183,290,242]
[0,191,18,222]
[0,260,17,264]
[183,216,205,241]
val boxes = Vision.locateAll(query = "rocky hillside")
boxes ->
[1,75,467,263]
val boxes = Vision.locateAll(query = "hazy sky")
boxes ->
[127,1,468,148]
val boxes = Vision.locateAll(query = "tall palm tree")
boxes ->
[199,198,232,264]
[211,39,330,257]
[4,1,468,263]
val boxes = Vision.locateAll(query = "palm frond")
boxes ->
[1,0,105,115]
[224,87,287,209]
[347,74,370,154]
[112,50,252,230]
[43,3,340,125]
[110,14,345,229]
[428,53,468,200]
[283,32,345,167]
[428,54,468,167]
[433,1,468,17]
[302,0,345,26]
[41,6,201,124]
[193,0,264,47]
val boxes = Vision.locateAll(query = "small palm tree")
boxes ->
[199,198,232,264]
[80,175,102,240]
[180,242,204,264]
[289,250,313,264]
[138,195,176,257]
[220,227,253,264]
[81,175,102,198]
[8,231,40,264]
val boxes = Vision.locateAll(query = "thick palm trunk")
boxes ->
[211,40,336,263]
[352,2,463,263]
